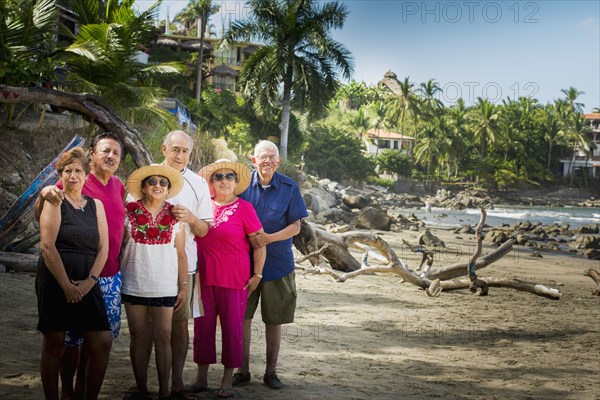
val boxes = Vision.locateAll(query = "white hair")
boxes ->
[254,140,279,156]
[163,130,193,151]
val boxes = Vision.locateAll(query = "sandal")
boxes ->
[231,372,251,387]
[217,387,236,399]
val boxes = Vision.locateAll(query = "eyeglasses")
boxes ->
[255,155,279,162]
[147,177,169,187]
[212,172,237,182]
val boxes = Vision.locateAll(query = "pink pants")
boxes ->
[193,285,247,368]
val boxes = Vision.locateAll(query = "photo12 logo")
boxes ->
[219,1,252,24]
[438,81,540,104]
[401,1,540,24]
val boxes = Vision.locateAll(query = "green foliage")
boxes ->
[224,0,354,158]
[331,81,384,110]
[0,0,60,85]
[376,150,412,178]
[304,124,375,182]
[366,176,393,188]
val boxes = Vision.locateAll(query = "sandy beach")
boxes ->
[1,227,599,400]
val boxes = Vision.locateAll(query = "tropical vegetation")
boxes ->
[1,0,597,189]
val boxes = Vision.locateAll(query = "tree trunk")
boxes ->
[0,85,154,167]
[294,220,361,272]
[195,15,207,103]
[279,66,294,160]
[584,269,600,296]
[293,212,561,299]
[0,251,37,272]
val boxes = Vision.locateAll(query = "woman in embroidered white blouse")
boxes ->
[120,164,186,400]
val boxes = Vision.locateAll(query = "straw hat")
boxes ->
[126,164,184,200]
[197,159,252,196]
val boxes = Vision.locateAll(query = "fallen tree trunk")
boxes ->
[0,251,37,272]
[294,220,361,272]
[0,85,154,167]
[584,269,600,296]
[294,212,561,299]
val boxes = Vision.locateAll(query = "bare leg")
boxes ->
[194,364,209,389]
[59,345,79,399]
[82,330,112,400]
[265,324,281,377]
[124,303,152,395]
[170,318,188,393]
[221,367,234,389]
[72,348,87,400]
[236,319,252,376]
[41,331,66,400]
[151,306,174,399]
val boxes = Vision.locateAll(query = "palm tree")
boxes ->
[561,86,585,113]
[1,0,60,123]
[1,0,58,86]
[417,79,443,113]
[468,97,503,161]
[63,0,184,121]
[445,98,469,178]
[564,113,592,187]
[223,0,354,159]
[386,76,419,144]
[542,102,566,172]
[175,0,219,102]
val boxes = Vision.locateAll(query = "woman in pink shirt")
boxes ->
[192,159,265,399]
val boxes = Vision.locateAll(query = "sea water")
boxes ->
[403,205,600,229]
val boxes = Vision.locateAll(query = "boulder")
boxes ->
[356,206,392,231]
[302,187,338,214]
[573,224,599,234]
[570,235,600,250]
[484,229,510,245]
[418,229,446,248]
[342,194,370,209]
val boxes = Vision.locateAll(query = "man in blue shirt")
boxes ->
[234,140,308,390]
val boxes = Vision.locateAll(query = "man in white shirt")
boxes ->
[161,130,213,396]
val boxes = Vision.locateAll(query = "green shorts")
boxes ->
[172,273,195,321]
[245,271,297,325]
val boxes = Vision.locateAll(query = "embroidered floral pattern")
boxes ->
[210,200,240,230]
[126,200,177,244]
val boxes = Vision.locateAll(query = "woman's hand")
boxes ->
[61,281,84,303]
[174,287,187,312]
[244,275,261,293]
[71,278,96,297]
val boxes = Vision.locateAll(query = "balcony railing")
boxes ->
[212,82,237,92]
[212,57,241,66]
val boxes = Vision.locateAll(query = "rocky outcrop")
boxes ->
[356,206,392,231]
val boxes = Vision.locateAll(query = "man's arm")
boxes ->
[34,185,64,220]
[249,220,301,248]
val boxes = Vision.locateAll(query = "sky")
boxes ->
[135,0,600,112]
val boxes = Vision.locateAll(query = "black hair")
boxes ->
[90,132,124,157]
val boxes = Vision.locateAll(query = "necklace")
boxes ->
[64,192,86,212]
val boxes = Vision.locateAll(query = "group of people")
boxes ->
[34,130,308,400]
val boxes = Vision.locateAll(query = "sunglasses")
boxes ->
[212,172,237,182]
[147,177,170,187]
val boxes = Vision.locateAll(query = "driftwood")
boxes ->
[0,85,154,167]
[295,211,561,300]
[0,251,37,272]
[584,269,600,296]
